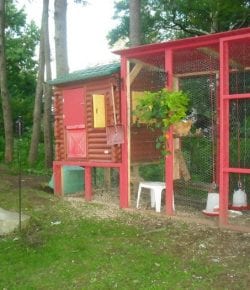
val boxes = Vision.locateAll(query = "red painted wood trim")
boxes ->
[53,160,121,168]
[53,163,62,196]
[223,167,250,174]
[114,28,250,58]
[120,56,129,208]
[223,93,250,100]
[165,49,174,216]
[220,31,250,42]
[66,125,85,129]
[85,167,92,201]
[219,40,229,226]
[216,73,220,186]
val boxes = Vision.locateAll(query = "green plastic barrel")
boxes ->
[49,166,84,194]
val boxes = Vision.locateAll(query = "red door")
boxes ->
[63,87,86,159]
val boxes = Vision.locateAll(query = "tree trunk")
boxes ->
[43,0,53,168]
[129,0,141,47]
[28,3,46,165]
[210,10,219,33]
[0,0,13,163]
[54,0,69,77]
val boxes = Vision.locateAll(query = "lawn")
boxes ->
[0,167,249,289]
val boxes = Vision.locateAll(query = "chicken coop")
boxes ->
[52,27,250,230]
[51,62,162,200]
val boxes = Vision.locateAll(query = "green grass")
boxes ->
[0,216,221,289]
[0,168,249,289]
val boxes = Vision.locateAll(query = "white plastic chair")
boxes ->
[136,181,166,212]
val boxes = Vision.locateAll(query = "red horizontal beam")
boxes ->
[221,33,250,42]
[223,167,250,174]
[114,27,250,58]
[53,160,121,168]
[223,93,250,100]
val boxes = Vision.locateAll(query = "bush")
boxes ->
[0,134,51,176]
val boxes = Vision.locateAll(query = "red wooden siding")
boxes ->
[53,75,122,163]
[131,125,161,163]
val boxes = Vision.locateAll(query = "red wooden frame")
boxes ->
[219,33,250,226]
[219,38,230,225]
[165,49,174,215]
[116,28,250,227]
[53,160,121,201]
[120,56,129,208]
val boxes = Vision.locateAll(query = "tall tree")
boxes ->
[28,0,46,165]
[54,0,87,77]
[54,0,69,76]
[0,0,13,162]
[43,0,53,168]
[129,0,141,46]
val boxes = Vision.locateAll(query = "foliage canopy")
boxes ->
[108,0,250,47]
[0,1,39,135]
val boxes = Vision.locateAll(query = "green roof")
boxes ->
[49,61,120,85]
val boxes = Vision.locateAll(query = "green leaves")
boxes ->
[133,88,189,154]
[134,88,189,131]
[0,0,40,137]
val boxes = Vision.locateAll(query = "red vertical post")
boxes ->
[165,49,174,215]
[216,73,220,186]
[219,40,229,226]
[85,166,92,201]
[119,56,129,208]
[53,162,62,196]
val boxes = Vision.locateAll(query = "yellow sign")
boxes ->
[93,94,106,128]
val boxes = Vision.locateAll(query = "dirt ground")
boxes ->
[1,164,249,232]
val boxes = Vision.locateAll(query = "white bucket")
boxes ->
[232,189,247,207]
[205,193,219,212]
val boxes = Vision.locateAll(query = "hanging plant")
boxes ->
[133,88,190,154]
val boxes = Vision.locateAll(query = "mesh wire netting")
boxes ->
[228,40,250,226]
[128,40,250,226]
[174,45,219,212]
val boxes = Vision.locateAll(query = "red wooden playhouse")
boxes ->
[52,28,250,230]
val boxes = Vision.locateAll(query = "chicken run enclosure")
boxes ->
[52,28,250,230]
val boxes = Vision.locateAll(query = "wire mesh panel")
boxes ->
[229,173,250,227]
[230,101,250,169]
[229,98,250,227]
[229,40,250,94]
[129,53,166,166]
[128,54,166,206]
[228,38,250,227]
[173,46,219,212]
[229,99,250,169]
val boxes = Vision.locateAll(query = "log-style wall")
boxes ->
[53,75,122,163]
[54,89,65,161]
